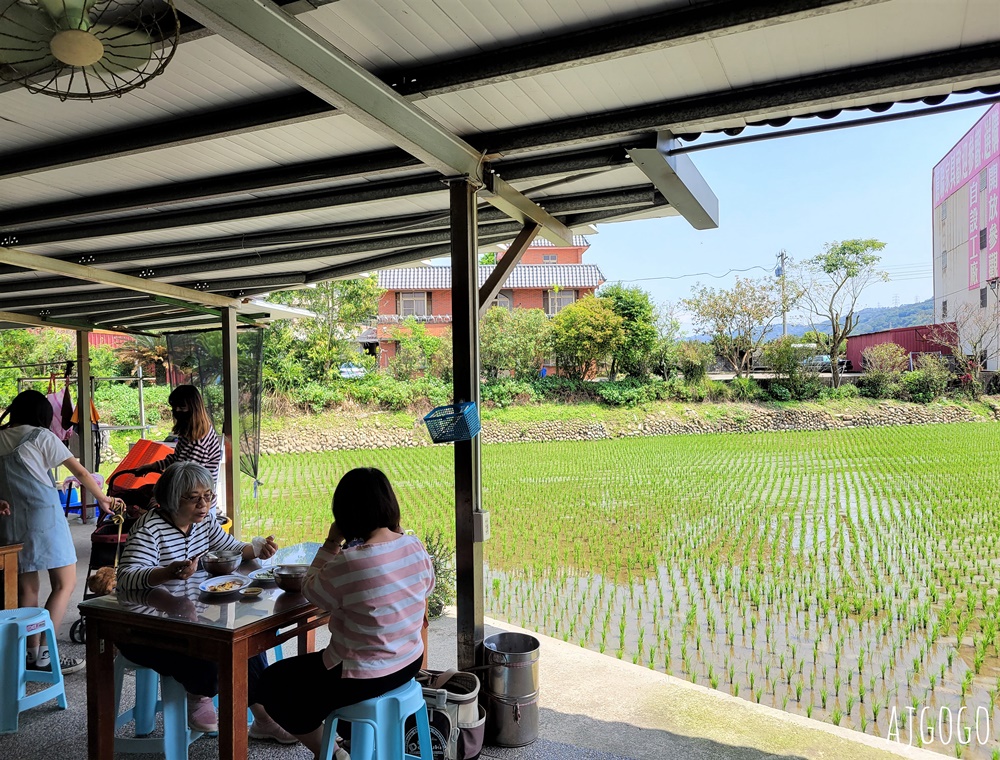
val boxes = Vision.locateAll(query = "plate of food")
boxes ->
[249,567,276,584]
[199,575,250,595]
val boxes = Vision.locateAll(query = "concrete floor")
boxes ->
[0,517,941,760]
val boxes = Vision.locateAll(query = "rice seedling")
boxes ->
[244,423,1000,756]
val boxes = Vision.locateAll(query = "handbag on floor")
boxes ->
[405,669,485,760]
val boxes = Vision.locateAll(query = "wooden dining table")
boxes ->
[78,544,328,760]
[0,542,22,610]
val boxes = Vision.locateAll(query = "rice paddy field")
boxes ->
[242,422,1000,758]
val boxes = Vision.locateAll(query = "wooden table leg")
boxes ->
[85,619,115,760]
[297,622,316,655]
[1,547,19,610]
[218,639,249,760]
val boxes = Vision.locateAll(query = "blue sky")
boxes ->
[586,98,993,324]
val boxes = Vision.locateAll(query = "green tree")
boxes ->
[682,277,787,377]
[796,239,887,387]
[388,318,449,381]
[269,276,383,381]
[261,321,309,392]
[480,307,551,380]
[650,301,682,380]
[599,284,657,378]
[549,296,624,379]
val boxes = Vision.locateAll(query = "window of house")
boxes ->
[544,289,576,316]
[399,291,428,317]
[941,200,947,220]
[981,169,988,191]
[542,254,557,264]
[942,300,948,319]
[981,228,988,250]
[982,287,989,308]
[491,292,513,311]
[941,250,947,273]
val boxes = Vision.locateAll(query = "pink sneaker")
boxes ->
[187,695,218,733]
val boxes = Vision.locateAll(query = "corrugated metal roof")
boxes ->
[0,0,998,332]
[378,264,605,291]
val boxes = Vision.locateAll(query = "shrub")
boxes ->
[290,382,346,413]
[858,342,908,399]
[768,383,792,402]
[902,370,947,404]
[729,376,764,402]
[820,384,860,401]
[93,382,171,427]
[677,341,713,383]
[423,531,456,619]
[595,378,660,407]
[481,379,537,407]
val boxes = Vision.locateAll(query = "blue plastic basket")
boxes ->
[423,402,481,443]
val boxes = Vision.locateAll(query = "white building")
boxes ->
[932,103,1000,370]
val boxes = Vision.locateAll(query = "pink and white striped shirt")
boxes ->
[304,532,434,678]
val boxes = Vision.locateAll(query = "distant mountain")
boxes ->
[780,298,935,338]
[690,299,935,342]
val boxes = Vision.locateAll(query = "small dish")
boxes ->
[238,586,263,597]
[249,567,276,584]
[199,575,250,595]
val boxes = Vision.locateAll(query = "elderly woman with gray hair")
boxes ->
[115,461,294,743]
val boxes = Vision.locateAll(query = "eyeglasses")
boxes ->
[180,492,215,505]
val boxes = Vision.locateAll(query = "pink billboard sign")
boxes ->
[988,160,999,281]
[934,105,1000,290]
[933,103,1000,207]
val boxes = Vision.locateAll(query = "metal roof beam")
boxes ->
[628,133,719,230]
[166,0,573,246]
[0,141,632,227]
[0,310,101,332]
[0,247,240,309]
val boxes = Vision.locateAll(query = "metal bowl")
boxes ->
[273,564,309,593]
[203,551,242,576]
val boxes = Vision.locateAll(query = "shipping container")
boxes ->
[846,324,953,371]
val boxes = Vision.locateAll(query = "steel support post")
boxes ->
[450,179,484,670]
[75,331,94,519]
[221,307,241,539]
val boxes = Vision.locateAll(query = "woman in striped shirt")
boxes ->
[260,467,435,758]
[132,385,223,521]
[116,462,295,743]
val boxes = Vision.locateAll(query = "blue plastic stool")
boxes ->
[319,678,433,760]
[114,655,204,758]
[0,607,68,733]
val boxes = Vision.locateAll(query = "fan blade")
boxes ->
[0,0,56,73]
[90,23,152,74]
[35,0,99,30]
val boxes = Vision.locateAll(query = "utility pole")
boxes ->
[776,249,788,337]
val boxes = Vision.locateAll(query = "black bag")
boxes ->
[405,669,486,760]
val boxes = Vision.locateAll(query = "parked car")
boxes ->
[801,354,850,372]
[338,362,367,379]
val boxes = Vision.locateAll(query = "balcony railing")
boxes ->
[377,314,453,324]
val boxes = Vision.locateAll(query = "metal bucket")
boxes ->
[483,632,540,747]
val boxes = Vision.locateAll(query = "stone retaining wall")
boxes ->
[260,401,996,454]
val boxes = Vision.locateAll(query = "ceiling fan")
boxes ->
[0,0,179,100]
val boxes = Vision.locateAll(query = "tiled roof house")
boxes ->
[373,237,604,367]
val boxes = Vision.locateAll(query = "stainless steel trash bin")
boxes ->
[483,632,540,747]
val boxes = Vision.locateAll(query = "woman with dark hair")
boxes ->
[260,467,435,759]
[132,385,223,521]
[0,389,117,674]
[116,461,291,742]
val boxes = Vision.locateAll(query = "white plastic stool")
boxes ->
[114,655,204,758]
[320,678,433,760]
[0,607,68,733]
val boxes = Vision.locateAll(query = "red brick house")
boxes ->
[374,237,604,367]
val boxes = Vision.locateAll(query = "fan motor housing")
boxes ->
[50,29,105,67]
